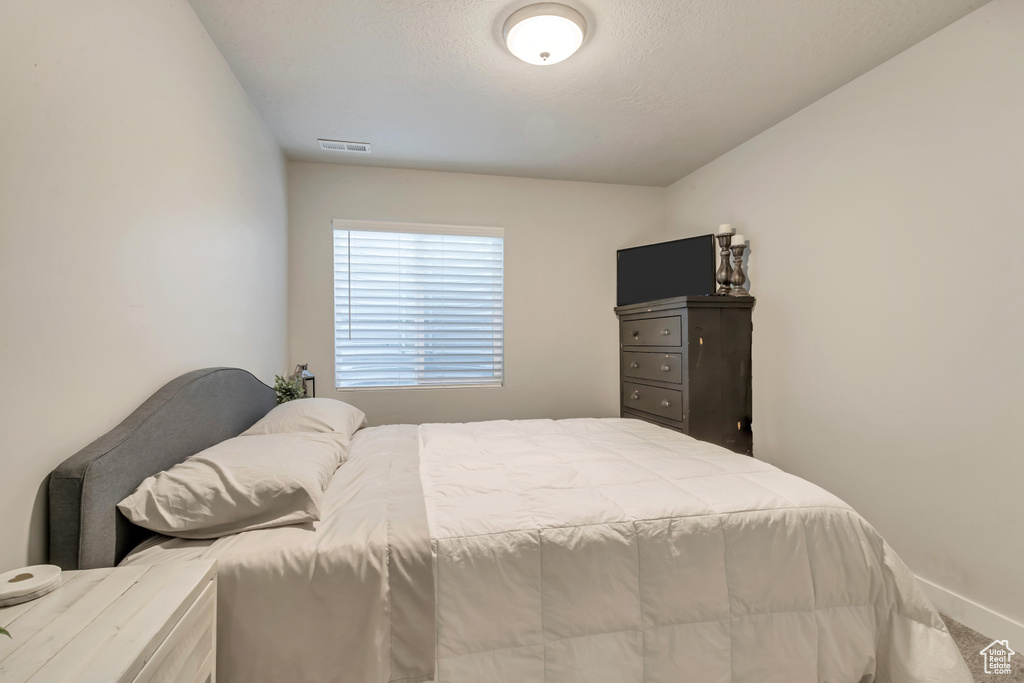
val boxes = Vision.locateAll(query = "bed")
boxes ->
[50,368,971,683]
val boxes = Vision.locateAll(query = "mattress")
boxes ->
[124,418,971,682]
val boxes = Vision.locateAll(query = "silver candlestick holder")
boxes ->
[715,233,733,294]
[729,243,750,296]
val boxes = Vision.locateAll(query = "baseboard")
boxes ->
[916,574,1024,650]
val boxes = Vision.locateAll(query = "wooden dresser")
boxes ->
[615,296,753,454]
[0,560,216,682]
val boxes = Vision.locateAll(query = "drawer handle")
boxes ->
[660,399,671,408]
[630,362,639,369]
[660,329,670,335]
[630,391,639,400]
[632,330,639,338]
[660,364,670,372]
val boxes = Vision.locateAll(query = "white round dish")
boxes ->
[0,564,62,606]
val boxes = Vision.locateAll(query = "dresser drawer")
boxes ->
[622,352,682,384]
[620,316,682,347]
[623,382,683,422]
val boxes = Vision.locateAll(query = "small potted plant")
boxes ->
[273,374,306,404]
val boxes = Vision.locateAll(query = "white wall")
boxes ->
[0,1,287,570]
[288,162,664,425]
[664,0,1024,628]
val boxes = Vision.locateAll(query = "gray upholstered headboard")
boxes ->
[49,367,277,570]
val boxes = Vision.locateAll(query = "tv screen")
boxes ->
[617,235,716,306]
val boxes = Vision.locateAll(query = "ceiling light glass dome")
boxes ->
[503,3,587,66]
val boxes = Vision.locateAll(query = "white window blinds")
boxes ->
[333,222,504,389]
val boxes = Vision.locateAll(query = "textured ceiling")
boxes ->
[189,0,988,186]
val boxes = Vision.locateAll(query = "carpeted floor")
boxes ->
[942,613,1023,682]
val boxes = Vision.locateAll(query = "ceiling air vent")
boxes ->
[318,139,372,154]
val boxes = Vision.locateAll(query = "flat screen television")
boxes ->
[617,234,716,306]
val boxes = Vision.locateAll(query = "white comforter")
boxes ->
[420,418,970,683]
[125,418,970,682]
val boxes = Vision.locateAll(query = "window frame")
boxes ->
[331,219,506,392]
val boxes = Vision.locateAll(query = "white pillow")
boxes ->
[118,432,348,539]
[241,398,367,441]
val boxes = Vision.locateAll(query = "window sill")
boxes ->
[336,383,503,392]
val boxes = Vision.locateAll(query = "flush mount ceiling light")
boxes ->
[503,3,587,66]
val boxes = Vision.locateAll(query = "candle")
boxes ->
[718,224,735,235]
[733,234,747,247]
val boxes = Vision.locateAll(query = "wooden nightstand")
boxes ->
[0,560,216,682]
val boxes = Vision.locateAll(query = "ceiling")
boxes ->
[189,0,988,187]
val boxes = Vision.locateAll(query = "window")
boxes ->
[333,220,504,389]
